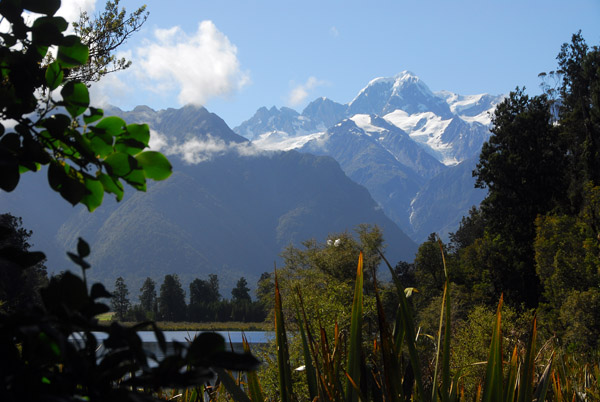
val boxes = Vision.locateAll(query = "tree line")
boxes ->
[111,273,269,323]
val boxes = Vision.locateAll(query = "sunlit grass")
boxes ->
[103,320,270,332]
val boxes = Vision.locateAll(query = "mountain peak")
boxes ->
[349,71,450,117]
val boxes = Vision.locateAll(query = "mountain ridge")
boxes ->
[234,72,502,242]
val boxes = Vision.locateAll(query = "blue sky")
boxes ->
[70,0,600,128]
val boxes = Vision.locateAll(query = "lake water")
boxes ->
[90,330,272,344]
[79,330,273,360]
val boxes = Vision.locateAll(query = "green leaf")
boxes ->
[98,173,124,201]
[61,81,89,117]
[115,138,146,155]
[83,107,103,124]
[57,35,89,68]
[104,152,137,177]
[88,135,113,158]
[81,177,104,212]
[126,123,150,147]
[45,61,63,90]
[135,151,172,180]
[124,168,146,191]
[22,0,61,15]
[94,116,126,137]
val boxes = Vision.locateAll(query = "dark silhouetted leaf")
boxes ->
[57,35,88,68]
[90,283,111,300]
[22,0,61,15]
[45,60,63,90]
[77,237,90,258]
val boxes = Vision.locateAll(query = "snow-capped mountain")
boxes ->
[234,72,502,242]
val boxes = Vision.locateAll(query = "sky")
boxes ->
[61,0,600,128]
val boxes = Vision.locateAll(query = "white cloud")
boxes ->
[287,76,327,106]
[56,0,96,25]
[330,26,339,37]
[88,65,133,107]
[134,21,249,106]
[153,134,269,164]
[148,129,169,151]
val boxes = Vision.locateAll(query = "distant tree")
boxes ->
[413,233,447,302]
[0,214,48,313]
[393,261,416,289]
[111,277,130,321]
[158,274,186,321]
[255,272,274,313]
[139,277,156,317]
[208,273,221,302]
[231,277,251,303]
[448,206,485,253]
[282,224,383,285]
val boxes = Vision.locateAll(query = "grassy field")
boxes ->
[99,319,271,332]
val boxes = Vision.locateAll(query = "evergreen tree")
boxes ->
[473,89,568,307]
[111,277,130,321]
[208,274,221,302]
[158,274,186,321]
[139,277,156,317]
[231,277,251,303]
[555,32,600,211]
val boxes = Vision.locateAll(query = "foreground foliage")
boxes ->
[0,238,260,402]
[242,250,598,402]
[0,0,172,210]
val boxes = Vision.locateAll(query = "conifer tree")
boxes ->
[111,277,130,321]
[158,274,186,321]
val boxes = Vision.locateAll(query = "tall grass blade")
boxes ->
[439,238,452,402]
[345,252,364,402]
[214,367,252,402]
[374,269,402,402]
[433,279,452,402]
[242,334,264,402]
[504,346,519,402]
[274,270,294,402]
[377,248,425,399]
[481,295,504,402]
[517,316,537,402]
[532,353,553,402]
[294,295,319,401]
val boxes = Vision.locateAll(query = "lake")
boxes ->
[76,330,273,360]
